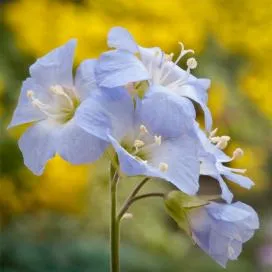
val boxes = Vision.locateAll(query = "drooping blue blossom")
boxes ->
[75,86,202,195]
[188,201,259,268]
[196,126,254,203]
[95,26,212,131]
[8,40,109,175]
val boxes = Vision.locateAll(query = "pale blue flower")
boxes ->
[95,26,212,131]
[197,126,254,203]
[8,40,109,175]
[76,86,202,195]
[189,201,259,267]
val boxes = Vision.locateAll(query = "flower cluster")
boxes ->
[9,27,259,268]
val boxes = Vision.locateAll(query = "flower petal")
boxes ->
[175,81,212,131]
[29,39,76,89]
[189,202,259,268]
[109,132,200,195]
[200,157,233,203]
[150,133,200,195]
[75,87,134,141]
[222,170,255,190]
[75,59,99,101]
[232,202,260,230]
[95,50,149,88]
[107,26,139,53]
[18,120,57,175]
[8,78,47,128]
[139,85,195,138]
[57,119,108,164]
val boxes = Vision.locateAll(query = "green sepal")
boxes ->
[166,191,209,209]
[164,193,192,237]
[164,191,213,239]
[135,81,149,99]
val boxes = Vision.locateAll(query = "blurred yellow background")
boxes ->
[0,0,271,271]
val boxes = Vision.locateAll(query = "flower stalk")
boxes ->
[110,164,120,272]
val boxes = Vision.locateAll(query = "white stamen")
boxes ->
[175,42,194,65]
[187,57,197,70]
[232,148,244,160]
[50,85,74,108]
[159,162,168,172]
[26,88,75,121]
[154,135,162,146]
[209,128,218,138]
[27,90,50,111]
[140,125,148,134]
[159,42,194,84]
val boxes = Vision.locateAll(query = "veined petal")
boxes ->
[8,78,47,128]
[57,119,108,164]
[29,39,76,88]
[139,85,195,138]
[232,202,260,230]
[107,26,139,53]
[95,50,149,88]
[75,87,134,141]
[150,134,200,195]
[18,120,57,175]
[189,202,259,268]
[75,59,99,101]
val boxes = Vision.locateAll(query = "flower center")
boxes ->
[27,84,79,123]
[123,124,168,172]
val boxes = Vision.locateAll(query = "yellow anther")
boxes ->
[216,136,231,150]
[221,136,231,142]
[154,135,162,146]
[165,53,174,62]
[187,57,197,69]
[134,139,145,149]
[210,136,221,144]
[159,162,168,172]
[27,90,34,98]
[209,128,218,138]
[140,125,148,134]
[232,148,244,160]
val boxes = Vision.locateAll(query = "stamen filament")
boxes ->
[50,85,74,108]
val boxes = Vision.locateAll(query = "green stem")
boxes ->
[117,192,165,221]
[110,167,120,272]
